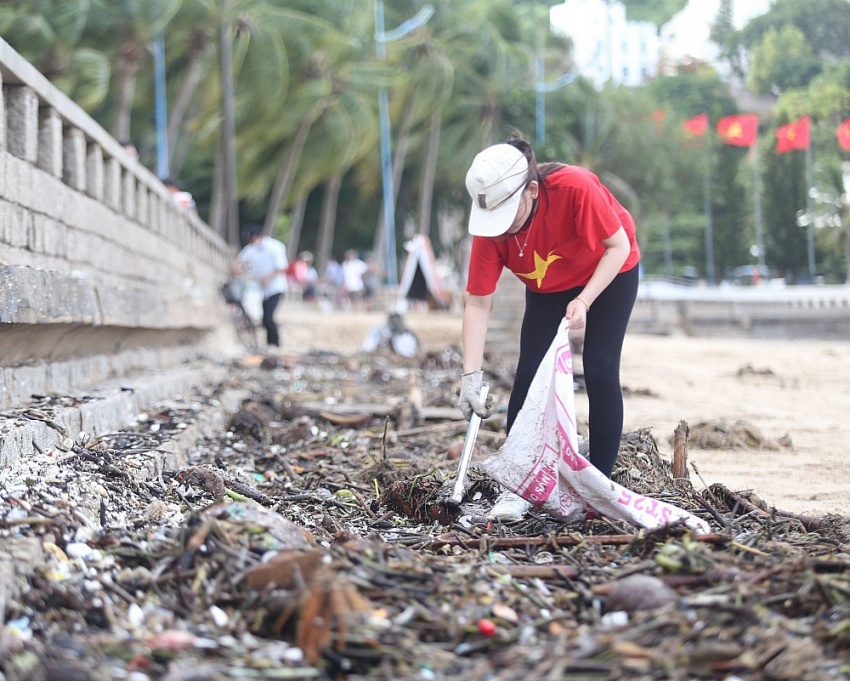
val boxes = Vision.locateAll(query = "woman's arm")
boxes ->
[462,293,493,371]
[459,292,495,419]
[566,226,631,328]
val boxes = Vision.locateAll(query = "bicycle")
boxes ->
[221,278,259,352]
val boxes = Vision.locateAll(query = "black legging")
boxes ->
[262,293,282,347]
[506,265,639,477]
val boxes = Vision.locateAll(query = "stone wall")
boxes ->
[0,38,232,413]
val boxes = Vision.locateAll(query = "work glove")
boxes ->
[458,370,493,421]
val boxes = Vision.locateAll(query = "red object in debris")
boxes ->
[127,655,151,671]
[477,619,497,637]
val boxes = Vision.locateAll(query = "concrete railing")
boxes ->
[631,281,850,338]
[487,274,850,352]
[0,38,233,413]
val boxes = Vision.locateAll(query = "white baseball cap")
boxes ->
[465,144,529,237]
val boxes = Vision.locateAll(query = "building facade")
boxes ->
[550,0,775,88]
[550,0,660,87]
[659,0,775,78]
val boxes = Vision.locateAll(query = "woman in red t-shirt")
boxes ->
[459,135,641,519]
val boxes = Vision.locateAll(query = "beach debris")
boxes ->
[688,419,792,450]
[0,344,847,680]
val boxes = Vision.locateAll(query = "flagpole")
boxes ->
[805,141,815,278]
[753,136,766,272]
[703,136,715,284]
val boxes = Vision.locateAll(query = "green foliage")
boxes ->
[602,86,702,217]
[620,0,688,26]
[0,0,111,108]
[741,0,850,60]
[776,59,850,122]
[761,144,809,281]
[0,0,91,63]
[639,70,752,278]
[640,211,704,277]
[770,58,850,280]
[747,25,821,96]
[645,69,736,121]
[710,145,751,277]
[1,0,845,279]
[710,0,744,78]
[273,212,292,246]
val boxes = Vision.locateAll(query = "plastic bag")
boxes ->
[479,320,710,533]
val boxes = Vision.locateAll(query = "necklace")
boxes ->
[514,231,531,257]
[513,198,538,257]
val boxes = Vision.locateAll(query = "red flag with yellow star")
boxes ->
[838,117,850,152]
[684,113,709,138]
[717,114,758,147]
[776,116,810,154]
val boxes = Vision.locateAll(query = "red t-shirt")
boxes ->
[466,166,640,296]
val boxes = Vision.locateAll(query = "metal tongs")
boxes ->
[446,382,490,507]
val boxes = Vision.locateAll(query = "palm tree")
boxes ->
[163,0,220,173]
[87,0,183,142]
[218,2,357,238]
[177,0,343,238]
[352,0,537,276]
[413,0,536,275]
[0,0,111,110]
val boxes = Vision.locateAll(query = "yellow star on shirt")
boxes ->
[517,250,562,289]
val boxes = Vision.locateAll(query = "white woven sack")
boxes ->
[479,320,710,533]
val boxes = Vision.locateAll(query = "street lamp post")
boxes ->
[153,33,169,180]
[805,142,816,278]
[535,59,577,147]
[374,1,434,289]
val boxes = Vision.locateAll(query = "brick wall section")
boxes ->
[0,38,233,411]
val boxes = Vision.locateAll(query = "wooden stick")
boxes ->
[672,420,689,479]
[483,564,580,580]
[710,483,829,532]
[395,421,506,441]
[421,532,729,551]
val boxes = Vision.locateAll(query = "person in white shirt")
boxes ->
[234,224,289,347]
[341,249,368,310]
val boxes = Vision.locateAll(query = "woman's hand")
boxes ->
[566,226,631,328]
[566,297,589,329]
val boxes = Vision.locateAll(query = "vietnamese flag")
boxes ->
[776,116,810,154]
[717,114,758,147]
[684,113,709,137]
[838,117,850,152]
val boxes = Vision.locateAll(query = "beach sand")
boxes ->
[281,303,849,517]
[618,332,849,517]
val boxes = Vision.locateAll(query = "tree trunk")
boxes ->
[316,171,344,276]
[111,51,144,142]
[417,110,441,237]
[168,35,211,172]
[209,140,225,239]
[286,194,308,260]
[219,4,240,246]
[263,114,316,235]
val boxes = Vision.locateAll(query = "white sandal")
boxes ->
[489,489,531,520]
